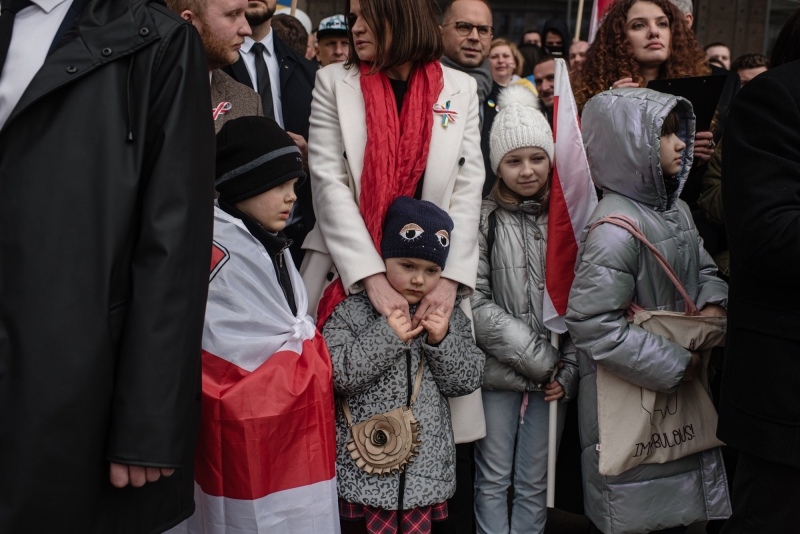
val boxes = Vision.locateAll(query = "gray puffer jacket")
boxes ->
[324,292,485,510]
[471,194,579,400]
[566,89,731,534]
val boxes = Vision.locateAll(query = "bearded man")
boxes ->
[168,0,264,132]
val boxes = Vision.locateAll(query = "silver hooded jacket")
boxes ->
[471,194,579,399]
[566,89,731,533]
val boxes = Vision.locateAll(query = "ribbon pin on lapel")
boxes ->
[212,102,233,121]
[433,101,458,129]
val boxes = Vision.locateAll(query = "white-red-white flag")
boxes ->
[170,207,340,534]
[588,0,614,43]
[543,59,597,334]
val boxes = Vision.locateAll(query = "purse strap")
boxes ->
[339,351,426,428]
[588,215,700,316]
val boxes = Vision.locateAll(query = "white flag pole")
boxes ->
[574,0,586,42]
[546,333,560,508]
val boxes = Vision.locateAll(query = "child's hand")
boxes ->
[387,309,424,342]
[421,307,449,345]
[544,380,564,402]
[544,361,565,401]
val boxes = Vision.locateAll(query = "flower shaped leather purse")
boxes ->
[338,355,424,477]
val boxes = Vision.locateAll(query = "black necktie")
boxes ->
[0,0,34,77]
[250,42,275,121]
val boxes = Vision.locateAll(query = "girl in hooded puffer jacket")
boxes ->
[471,85,579,534]
[567,89,730,534]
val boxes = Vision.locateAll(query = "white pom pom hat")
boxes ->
[489,84,554,173]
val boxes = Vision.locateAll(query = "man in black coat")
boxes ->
[0,1,214,532]
[718,57,800,532]
[223,0,316,265]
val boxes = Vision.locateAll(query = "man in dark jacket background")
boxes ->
[0,1,214,532]
[718,23,800,532]
[223,0,317,265]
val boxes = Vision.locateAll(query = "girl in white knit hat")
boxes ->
[470,85,580,534]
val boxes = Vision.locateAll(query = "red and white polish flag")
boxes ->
[170,206,340,534]
[543,59,598,334]
[589,0,614,43]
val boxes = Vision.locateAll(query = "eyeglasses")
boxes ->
[446,21,494,39]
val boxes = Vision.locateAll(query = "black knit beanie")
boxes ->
[381,197,454,270]
[215,116,307,204]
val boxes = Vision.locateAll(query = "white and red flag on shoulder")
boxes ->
[588,0,614,43]
[543,59,597,334]
[170,206,340,534]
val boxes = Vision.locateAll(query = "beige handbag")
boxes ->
[589,215,727,477]
[339,356,424,477]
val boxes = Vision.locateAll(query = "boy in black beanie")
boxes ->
[215,116,306,313]
[179,116,340,532]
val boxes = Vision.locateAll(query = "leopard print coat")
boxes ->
[323,292,485,510]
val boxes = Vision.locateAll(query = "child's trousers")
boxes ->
[474,391,567,534]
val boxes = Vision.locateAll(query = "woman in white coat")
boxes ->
[301,0,485,530]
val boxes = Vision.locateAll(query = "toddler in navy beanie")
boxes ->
[381,196,454,271]
[379,197,456,343]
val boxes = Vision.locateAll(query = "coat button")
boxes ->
[139,27,150,36]
[458,157,465,166]
[326,272,335,282]
[102,48,112,56]
[343,151,347,160]
[534,233,541,240]
[538,283,545,290]
[540,333,547,340]
[66,66,77,74]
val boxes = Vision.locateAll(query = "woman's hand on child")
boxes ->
[421,308,449,345]
[364,273,411,323]
[109,462,174,488]
[413,278,458,328]
[387,309,424,342]
[682,351,702,382]
[693,131,715,165]
[699,304,727,317]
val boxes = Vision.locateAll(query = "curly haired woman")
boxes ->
[574,0,716,166]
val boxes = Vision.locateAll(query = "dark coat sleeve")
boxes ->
[723,71,800,288]
[105,24,215,467]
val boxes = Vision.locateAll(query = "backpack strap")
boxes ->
[486,208,498,265]
[588,215,700,316]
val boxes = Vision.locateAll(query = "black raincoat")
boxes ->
[0,1,214,532]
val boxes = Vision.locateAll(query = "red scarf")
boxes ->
[316,61,444,328]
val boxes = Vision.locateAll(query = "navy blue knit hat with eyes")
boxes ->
[381,197,454,269]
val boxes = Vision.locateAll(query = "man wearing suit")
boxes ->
[167,0,263,133]
[223,0,316,265]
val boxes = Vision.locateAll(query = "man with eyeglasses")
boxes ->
[440,0,501,199]
[438,4,494,530]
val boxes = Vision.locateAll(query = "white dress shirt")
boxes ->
[0,0,74,130]
[238,30,284,128]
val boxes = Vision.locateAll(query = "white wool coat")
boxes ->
[301,62,487,442]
